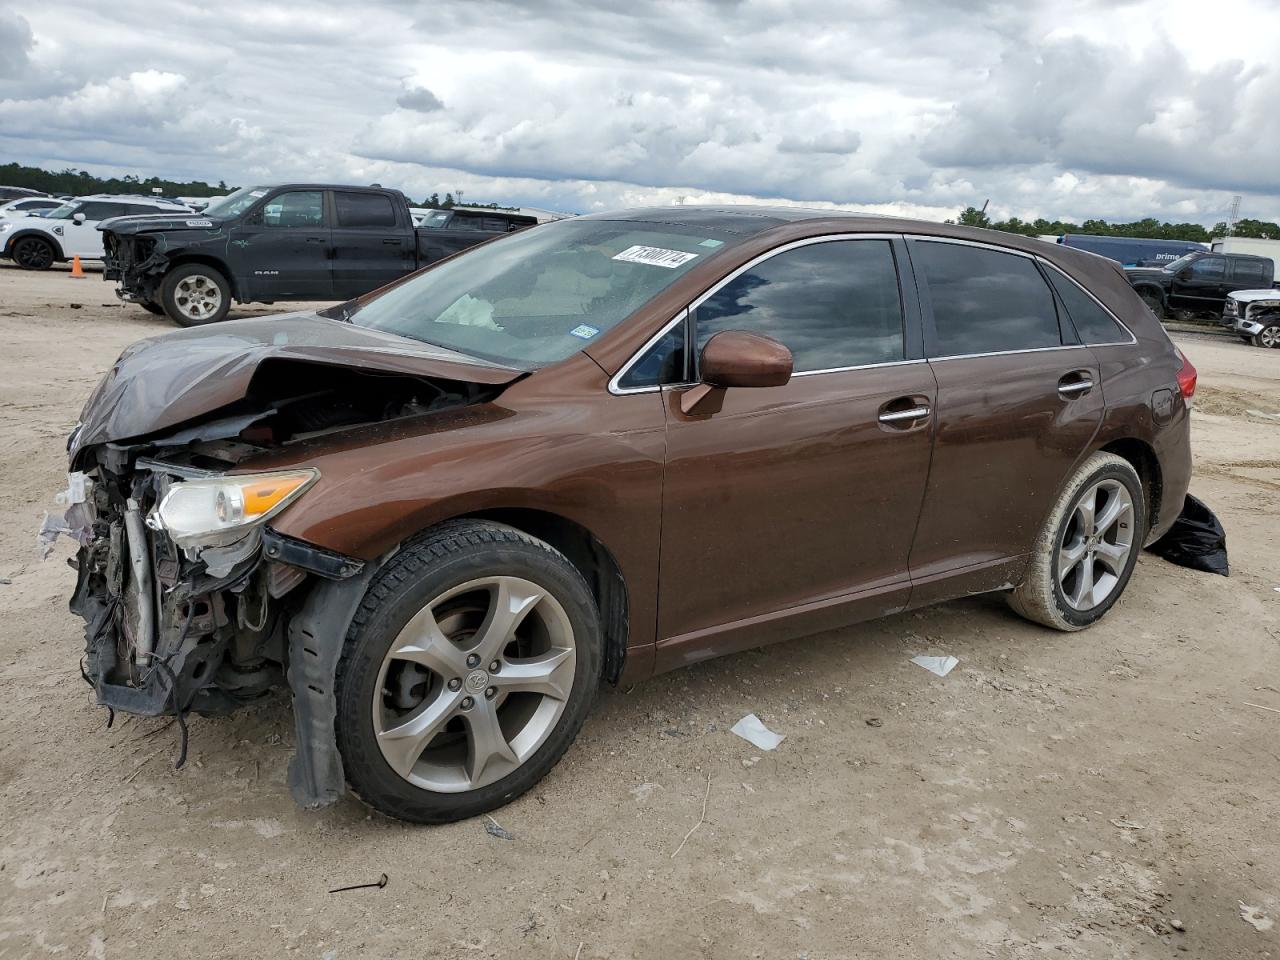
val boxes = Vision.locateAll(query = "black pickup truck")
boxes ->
[100,184,537,326]
[1125,250,1276,320]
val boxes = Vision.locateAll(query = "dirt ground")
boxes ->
[1,261,1278,960]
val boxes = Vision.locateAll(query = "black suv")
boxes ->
[1126,251,1275,319]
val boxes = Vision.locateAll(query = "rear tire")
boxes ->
[160,263,231,326]
[12,236,55,270]
[1253,323,1280,349]
[335,520,602,824]
[1008,452,1146,631]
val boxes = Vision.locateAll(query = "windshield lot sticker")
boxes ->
[698,238,724,248]
[613,245,698,268]
[569,324,600,339]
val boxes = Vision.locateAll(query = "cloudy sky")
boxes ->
[1,0,1277,226]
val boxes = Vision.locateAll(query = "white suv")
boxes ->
[0,194,193,270]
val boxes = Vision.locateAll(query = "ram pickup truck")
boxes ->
[100,184,537,326]
[1125,250,1276,320]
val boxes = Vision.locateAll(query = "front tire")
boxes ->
[1137,289,1165,318]
[12,236,56,270]
[160,263,231,326]
[1008,452,1145,631]
[1253,323,1280,349]
[335,521,602,824]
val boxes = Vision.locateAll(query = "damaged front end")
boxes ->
[55,314,523,803]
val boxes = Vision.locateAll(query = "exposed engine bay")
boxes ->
[59,348,507,786]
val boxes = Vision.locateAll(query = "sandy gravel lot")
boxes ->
[1,261,1278,960]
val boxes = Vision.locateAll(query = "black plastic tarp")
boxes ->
[1148,494,1229,576]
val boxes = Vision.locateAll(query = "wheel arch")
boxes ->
[1130,282,1166,308]
[454,508,630,685]
[1098,437,1164,539]
[5,229,65,261]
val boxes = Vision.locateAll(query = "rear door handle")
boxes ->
[305,236,325,243]
[1058,371,1095,398]
[382,238,402,245]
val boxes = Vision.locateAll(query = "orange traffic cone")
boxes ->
[69,255,85,279]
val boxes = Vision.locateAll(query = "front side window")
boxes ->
[79,202,125,220]
[1189,257,1226,280]
[694,240,905,373]
[417,211,452,229]
[335,192,397,228]
[262,191,324,228]
[618,320,688,389]
[349,219,740,368]
[915,241,1062,357]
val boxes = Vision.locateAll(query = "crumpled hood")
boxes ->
[1228,288,1280,304]
[1124,267,1168,279]
[70,312,523,458]
[96,213,212,234]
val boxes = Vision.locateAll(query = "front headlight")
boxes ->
[152,469,318,551]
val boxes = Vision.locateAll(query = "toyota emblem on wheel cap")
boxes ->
[464,670,489,694]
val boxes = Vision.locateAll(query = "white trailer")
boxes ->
[1210,236,1280,270]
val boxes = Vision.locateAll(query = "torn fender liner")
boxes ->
[1148,494,1229,577]
[286,563,378,808]
[70,312,523,457]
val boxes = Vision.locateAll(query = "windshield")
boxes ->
[1162,253,1200,274]
[43,202,80,220]
[203,186,272,218]
[417,210,452,229]
[350,219,736,368]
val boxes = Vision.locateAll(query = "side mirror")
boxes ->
[681,330,792,415]
[700,330,793,388]
[72,213,86,224]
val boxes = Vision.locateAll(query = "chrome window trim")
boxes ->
[608,233,904,396]
[1033,258,1139,347]
[607,231,1140,397]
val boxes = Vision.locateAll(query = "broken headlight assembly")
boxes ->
[148,469,318,570]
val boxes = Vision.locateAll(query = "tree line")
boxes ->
[949,205,1280,241]
[0,163,504,210]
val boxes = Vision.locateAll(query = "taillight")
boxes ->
[1175,349,1197,401]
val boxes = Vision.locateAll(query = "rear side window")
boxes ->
[79,202,126,219]
[1045,267,1129,345]
[914,241,1062,356]
[694,240,905,373]
[335,192,397,228]
[1232,260,1271,287]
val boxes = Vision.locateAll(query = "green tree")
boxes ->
[956,206,991,228]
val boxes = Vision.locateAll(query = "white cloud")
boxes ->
[0,0,1276,225]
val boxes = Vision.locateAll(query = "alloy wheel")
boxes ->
[15,239,53,269]
[174,274,223,322]
[1057,478,1135,612]
[372,575,577,793]
[1259,324,1280,349]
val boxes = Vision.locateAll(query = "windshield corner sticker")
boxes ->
[612,245,698,269]
[569,323,600,340]
[698,238,724,248]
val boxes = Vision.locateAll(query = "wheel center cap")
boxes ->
[464,670,489,694]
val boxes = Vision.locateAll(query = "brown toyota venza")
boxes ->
[62,207,1195,823]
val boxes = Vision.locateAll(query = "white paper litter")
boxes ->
[730,713,785,751]
[1239,902,1274,932]
[911,655,959,677]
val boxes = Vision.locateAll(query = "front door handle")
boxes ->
[878,397,931,428]
[382,238,402,245]
[305,236,325,243]
[1058,371,1095,398]
[878,406,930,423]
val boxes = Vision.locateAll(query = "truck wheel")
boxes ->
[335,520,601,824]
[1137,289,1164,318]
[1253,323,1280,349]
[12,236,56,270]
[161,264,231,326]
